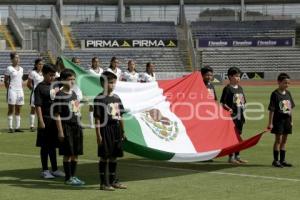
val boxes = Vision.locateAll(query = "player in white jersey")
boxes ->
[27,58,44,131]
[89,57,103,76]
[106,56,122,81]
[141,62,156,82]
[4,52,24,133]
[122,60,139,82]
[87,57,103,128]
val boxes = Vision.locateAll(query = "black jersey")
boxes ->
[220,84,246,119]
[53,90,81,124]
[93,93,125,126]
[205,82,217,101]
[268,89,295,118]
[34,82,54,117]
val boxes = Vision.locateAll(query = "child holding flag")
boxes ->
[54,69,85,185]
[35,64,64,178]
[94,71,127,191]
[220,67,247,164]
[201,66,217,101]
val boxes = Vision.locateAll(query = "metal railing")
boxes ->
[47,28,62,62]
[51,6,62,33]
[63,6,118,24]
[7,5,25,48]
[8,6,24,34]
[50,6,64,50]
[187,27,198,70]
[181,8,198,71]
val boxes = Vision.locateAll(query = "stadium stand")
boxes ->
[63,21,189,72]
[63,48,188,72]
[70,21,177,44]
[200,47,300,73]
[0,1,300,78]
[0,50,41,75]
[191,20,296,39]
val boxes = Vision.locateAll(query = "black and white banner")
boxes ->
[84,39,177,48]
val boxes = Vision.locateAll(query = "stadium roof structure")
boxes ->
[0,0,299,5]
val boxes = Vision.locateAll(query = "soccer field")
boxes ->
[0,85,299,200]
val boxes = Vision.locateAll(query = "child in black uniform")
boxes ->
[94,71,127,191]
[220,67,247,164]
[34,64,65,179]
[268,73,295,168]
[54,69,84,185]
[201,66,217,101]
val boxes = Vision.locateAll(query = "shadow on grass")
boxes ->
[0,157,266,190]
[0,128,35,134]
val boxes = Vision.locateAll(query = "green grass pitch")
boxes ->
[0,85,299,200]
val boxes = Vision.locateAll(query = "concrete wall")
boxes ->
[156,71,300,80]
[264,71,300,80]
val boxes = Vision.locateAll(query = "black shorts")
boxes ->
[36,117,59,148]
[98,123,124,158]
[233,119,244,135]
[271,117,292,135]
[59,123,83,156]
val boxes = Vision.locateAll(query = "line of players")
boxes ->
[4,53,157,132]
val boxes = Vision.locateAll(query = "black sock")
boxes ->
[280,150,286,163]
[235,152,240,159]
[99,161,107,186]
[109,162,117,185]
[63,162,71,181]
[273,150,279,161]
[40,147,48,171]
[71,161,77,177]
[49,148,58,172]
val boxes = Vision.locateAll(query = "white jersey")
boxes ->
[72,84,83,101]
[142,72,156,82]
[89,68,103,76]
[122,70,139,82]
[28,70,44,90]
[5,65,24,91]
[55,72,60,78]
[106,67,122,80]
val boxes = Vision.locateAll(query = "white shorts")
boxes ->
[7,89,25,105]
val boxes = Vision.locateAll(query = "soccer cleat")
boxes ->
[228,158,240,164]
[65,177,82,186]
[112,182,127,189]
[72,177,85,185]
[8,129,14,133]
[100,185,115,191]
[51,170,65,177]
[280,161,293,167]
[272,161,283,168]
[236,158,248,164]
[41,170,55,179]
[15,129,24,133]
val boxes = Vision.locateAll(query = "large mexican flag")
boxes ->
[62,57,265,162]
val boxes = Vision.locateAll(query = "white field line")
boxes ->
[0,152,299,182]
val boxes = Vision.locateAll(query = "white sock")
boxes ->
[30,114,35,127]
[8,115,13,129]
[15,115,21,129]
[89,112,94,127]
